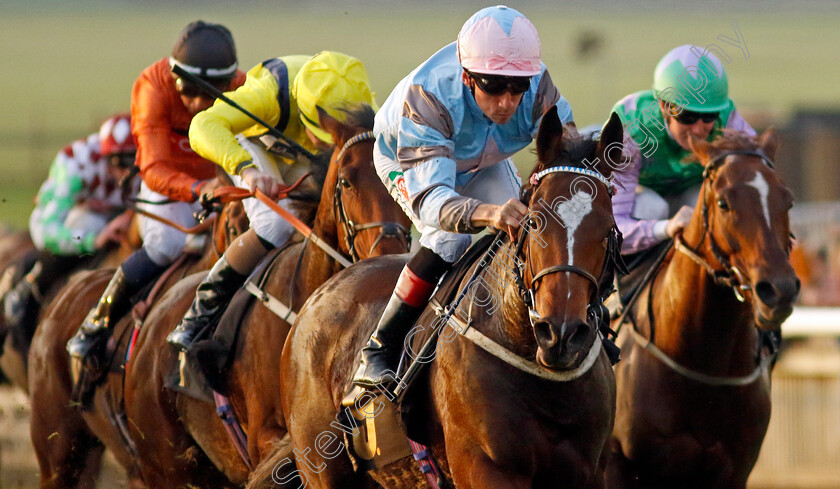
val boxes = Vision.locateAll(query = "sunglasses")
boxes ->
[175,77,230,98]
[467,71,532,95]
[673,109,719,125]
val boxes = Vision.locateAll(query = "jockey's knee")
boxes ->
[250,219,295,248]
[143,241,185,266]
[419,231,471,264]
[631,187,669,221]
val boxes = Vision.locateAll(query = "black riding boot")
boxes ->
[3,273,37,329]
[67,266,133,361]
[166,255,247,352]
[352,247,449,390]
[352,292,426,389]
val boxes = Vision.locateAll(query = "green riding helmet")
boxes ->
[653,44,729,113]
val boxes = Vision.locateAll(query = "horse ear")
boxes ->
[687,132,712,162]
[536,105,564,165]
[758,127,779,161]
[316,106,348,147]
[595,112,624,179]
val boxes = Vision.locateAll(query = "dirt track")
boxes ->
[0,385,124,489]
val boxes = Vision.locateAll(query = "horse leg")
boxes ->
[604,439,641,489]
[30,409,105,489]
[446,448,530,489]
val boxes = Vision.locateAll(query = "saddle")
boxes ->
[340,235,497,469]
[168,243,294,401]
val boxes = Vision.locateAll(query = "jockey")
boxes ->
[2,114,137,327]
[352,5,575,389]
[165,51,377,351]
[611,44,755,255]
[66,21,247,361]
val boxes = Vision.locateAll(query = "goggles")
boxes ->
[673,109,719,125]
[106,152,136,169]
[175,77,230,98]
[466,70,532,95]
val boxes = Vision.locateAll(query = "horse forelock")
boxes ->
[338,104,375,130]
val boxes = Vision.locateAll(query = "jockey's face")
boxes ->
[661,101,716,151]
[179,93,215,115]
[463,71,524,125]
[305,127,334,153]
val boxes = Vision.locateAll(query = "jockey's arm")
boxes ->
[132,72,208,203]
[190,65,283,177]
[30,145,97,254]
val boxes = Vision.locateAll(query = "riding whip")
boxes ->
[171,64,317,162]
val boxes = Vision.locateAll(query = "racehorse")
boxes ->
[27,196,249,489]
[118,105,411,489]
[0,216,139,392]
[279,106,624,489]
[606,129,799,489]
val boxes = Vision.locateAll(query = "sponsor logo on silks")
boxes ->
[389,170,410,202]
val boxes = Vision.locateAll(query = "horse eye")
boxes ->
[340,177,352,188]
[716,198,729,210]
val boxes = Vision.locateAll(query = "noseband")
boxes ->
[675,150,776,302]
[333,131,412,261]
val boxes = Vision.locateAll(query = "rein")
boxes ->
[677,149,776,302]
[333,131,411,261]
[408,166,619,387]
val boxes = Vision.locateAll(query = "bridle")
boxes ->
[332,131,412,261]
[515,166,626,333]
[674,150,776,302]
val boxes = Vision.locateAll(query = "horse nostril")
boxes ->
[564,319,591,351]
[794,277,802,295]
[755,280,777,307]
[533,321,557,349]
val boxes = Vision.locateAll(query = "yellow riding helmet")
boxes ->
[293,51,378,145]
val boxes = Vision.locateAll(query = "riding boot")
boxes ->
[67,266,133,361]
[3,272,38,329]
[352,247,450,390]
[166,255,247,351]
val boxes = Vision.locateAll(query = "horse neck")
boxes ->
[296,166,345,298]
[652,220,757,374]
[470,243,537,360]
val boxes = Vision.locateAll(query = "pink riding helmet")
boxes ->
[457,5,541,77]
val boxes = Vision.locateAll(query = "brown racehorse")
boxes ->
[119,105,411,489]
[27,199,249,489]
[0,216,139,392]
[606,129,800,489]
[279,107,624,489]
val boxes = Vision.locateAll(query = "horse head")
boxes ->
[685,129,799,328]
[316,105,411,260]
[519,107,624,370]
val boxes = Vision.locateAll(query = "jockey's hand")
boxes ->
[93,211,133,249]
[666,205,693,237]
[241,167,282,200]
[472,199,529,240]
[197,177,225,203]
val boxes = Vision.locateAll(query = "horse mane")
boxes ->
[338,103,375,130]
[685,129,762,164]
[285,147,330,225]
[286,104,376,224]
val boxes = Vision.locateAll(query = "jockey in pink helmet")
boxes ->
[353,6,577,390]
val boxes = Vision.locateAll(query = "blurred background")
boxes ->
[0,0,838,487]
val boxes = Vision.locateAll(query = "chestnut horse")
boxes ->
[606,130,799,489]
[0,217,139,392]
[27,198,250,489]
[279,107,624,489]
[118,105,411,489]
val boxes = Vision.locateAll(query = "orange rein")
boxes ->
[128,173,312,234]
